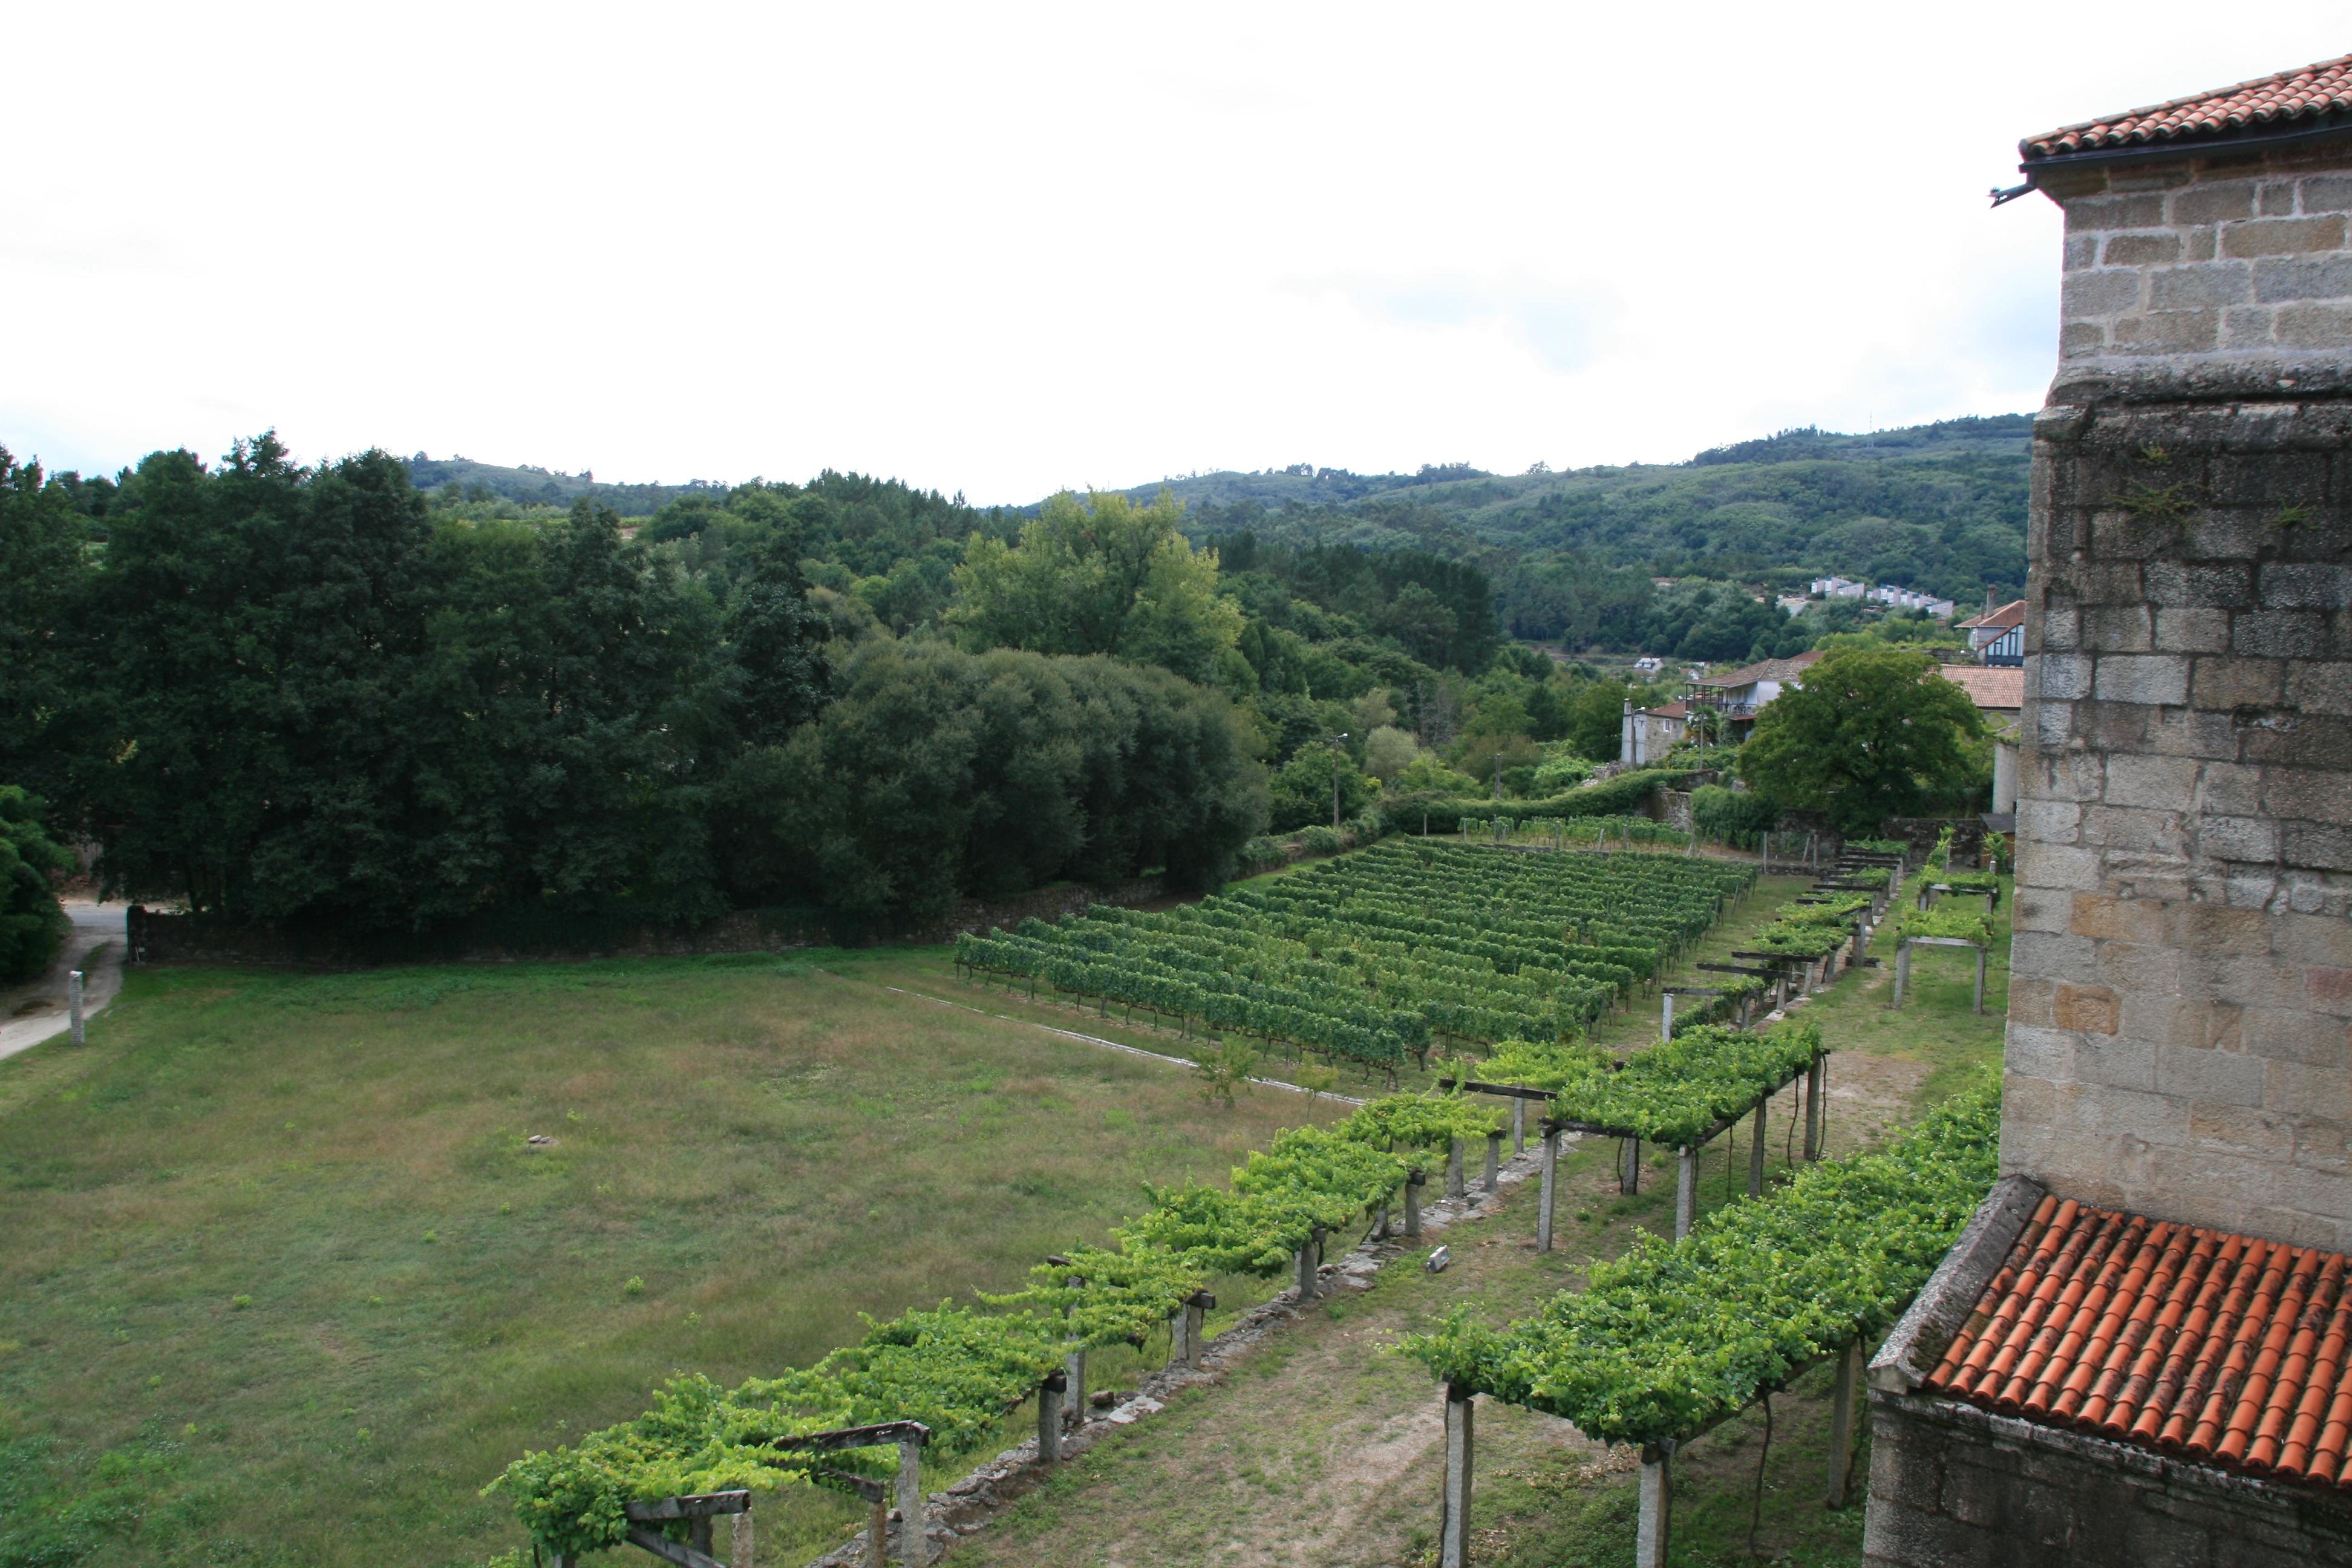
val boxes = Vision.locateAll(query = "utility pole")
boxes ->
[1330,732,1350,829]
[1492,753,1501,800]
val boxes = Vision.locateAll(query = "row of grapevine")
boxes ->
[490,1088,1501,1558]
[1404,1071,2002,1447]
[958,843,1753,1074]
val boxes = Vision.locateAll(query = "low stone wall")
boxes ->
[1877,816,1987,866]
[1863,1388,2352,1567]
[128,879,1167,969]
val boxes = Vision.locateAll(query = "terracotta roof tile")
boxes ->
[1956,599,2025,631]
[1940,665,2025,711]
[2023,54,2352,163]
[1922,1195,2352,1489]
[1688,650,1823,689]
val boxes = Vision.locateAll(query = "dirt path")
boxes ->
[0,901,126,1062]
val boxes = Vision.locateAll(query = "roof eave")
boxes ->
[2014,113,2352,184]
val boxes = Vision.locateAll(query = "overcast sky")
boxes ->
[7,5,2347,503]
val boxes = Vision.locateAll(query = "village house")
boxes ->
[1863,51,2352,1567]
[1957,592,2026,664]
[1618,698,1687,765]
[1685,649,1823,742]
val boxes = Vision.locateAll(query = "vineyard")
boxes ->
[956,843,1754,1078]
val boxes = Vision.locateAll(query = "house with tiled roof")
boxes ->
[1685,650,1821,742]
[1617,699,1687,766]
[1956,597,2025,666]
[1864,49,2352,1568]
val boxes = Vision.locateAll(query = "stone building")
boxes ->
[1863,53,2352,1566]
[1619,698,1687,765]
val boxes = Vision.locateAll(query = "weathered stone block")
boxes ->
[2300,172,2352,212]
[2113,310,2221,354]
[2104,753,2198,807]
[2017,798,2082,844]
[2190,1102,2298,1159]
[2094,654,2192,705]
[2258,179,2299,217]
[2252,253,2352,301]
[2065,269,2145,317]
[2262,765,2352,822]
[2018,842,2106,892]
[2083,603,2155,648]
[2013,930,2100,984]
[2274,301,2352,348]
[2071,892,2167,943]
[2168,902,2275,956]
[2149,263,2252,309]
[2102,232,2180,267]
[2258,560,2352,607]
[2232,607,2332,659]
[2286,820,2352,872]
[2039,653,2095,701]
[2073,191,2171,230]
[2197,814,2282,863]
[2155,607,2232,652]
[2157,1041,2268,1107]
[2145,560,2256,608]
[2242,1005,2348,1065]
[2222,215,2350,256]
[2287,660,2352,714]
[2192,655,2285,708]
[2083,804,2193,855]
[2244,711,2352,769]
[2222,306,2279,348]
[2192,759,2265,814]
[2055,984,2123,1035]
[2171,182,2257,225]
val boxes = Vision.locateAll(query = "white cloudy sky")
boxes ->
[5,4,2347,503]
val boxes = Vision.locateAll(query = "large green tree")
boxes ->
[0,786,71,982]
[952,490,1242,682]
[0,448,95,803]
[1739,646,1984,834]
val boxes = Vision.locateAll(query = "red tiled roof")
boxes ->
[2022,54,2352,163]
[1635,701,1689,720]
[1921,1195,2352,1489]
[1957,599,2025,631]
[1690,650,1823,690]
[1940,665,2025,711]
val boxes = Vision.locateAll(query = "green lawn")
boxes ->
[0,953,1342,1567]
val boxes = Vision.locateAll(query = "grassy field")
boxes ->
[0,952,1345,1567]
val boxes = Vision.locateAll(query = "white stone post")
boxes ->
[1184,1292,1209,1367]
[1446,1137,1466,1200]
[1405,1169,1425,1238]
[1674,1146,1696,1240]
[1748,1099,1768,1199]
[1484,1131,1502,1194]
[1512,1097,1524,1154]
[1826,1339,1862,1508]
[1166,1308,1188,1370]
[896,1438,925,1565]
[68,970,85,1045]
[1636,1442,1673,1568]
[1439,1383,1475,1568]
[1893,941,1911,1008]
[1619,1135,1639,1196]
[1804,1057,1824,1160]
[734,1504,757,1568]
[1065,1347,1086,1424]
[1661,990,1674,1041]
[1537,1128,1559,1252]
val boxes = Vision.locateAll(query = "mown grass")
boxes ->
[0,952,1342,1567]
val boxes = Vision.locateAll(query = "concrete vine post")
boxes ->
[1036,1371,1065,1463]
[1537,1128,1560,1252]
[896,1437,926,1566]
[1183,1290,1211,1367]
[1404,1168,1425,1238]
[1445,1137,1466,1200]
[1636,1442,1674,1568]
[1804,1056,1824,1160]
[68,970,84,1046]
[733,1507,756,1568]
[1826,1338,1862,1508]
[1483,1130,1502,1194]
[1439,1383,1475,1568]
[1166,1307,1189,1370]
[1748,1099,1768,1199]
[1674,1146,1696,1240]
[1511,1097,1524,1154]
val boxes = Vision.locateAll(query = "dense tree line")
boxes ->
[0,438,1264,939]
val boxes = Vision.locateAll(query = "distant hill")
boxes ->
[401,454,728,516]
[1094,415,2033,643]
